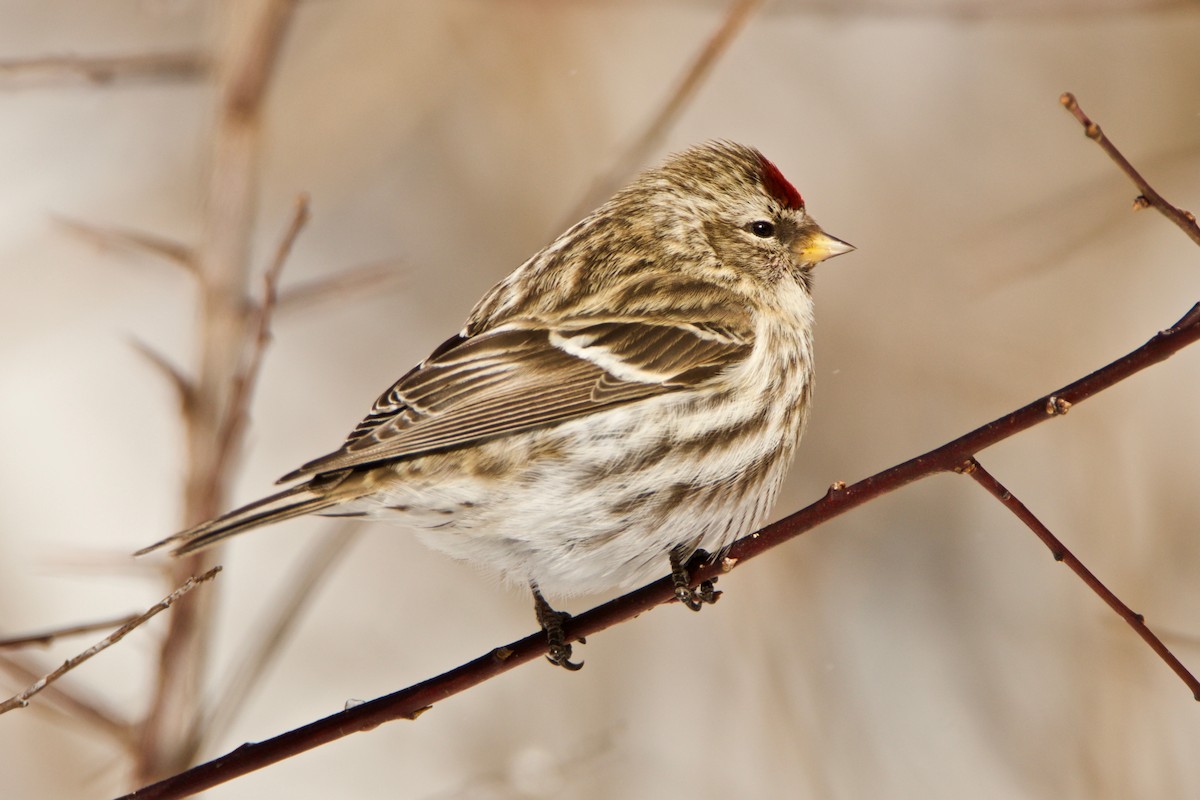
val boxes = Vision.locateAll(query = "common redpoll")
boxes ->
[138,141,853,668]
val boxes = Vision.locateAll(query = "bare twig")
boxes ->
[0,568,220,716]
[957,457,1200,699]
[198,526,360,750]
[0,52,208,87]
[55,217,197,273]
[0,613,142,649]
[213,193,311,477]
[0,652,133,746]
[1060,92,1200,247]
[562,0,764,224]
[117,302,1200,800]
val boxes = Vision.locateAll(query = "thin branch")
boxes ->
[561,0,764,225]
[197,526,360,751]
[0,652,134,747]
[957,457,1200,699]
[55,217,197,273]
[0,568,220,716]
[213,193,310,478]
[1060,92,1200,247]
[0,52,209,87]
[276,260,405,314]
[0,613,142,649]
[117,302,1200,800]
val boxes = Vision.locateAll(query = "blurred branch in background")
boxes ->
[561,0,765,225]
[134,0,300,784]
[0,51,208,87]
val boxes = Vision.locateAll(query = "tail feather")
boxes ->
[135,481,347,558]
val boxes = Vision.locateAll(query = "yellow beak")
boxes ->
[795,230,855,265]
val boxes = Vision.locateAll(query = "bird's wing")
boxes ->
[278,319,752,481]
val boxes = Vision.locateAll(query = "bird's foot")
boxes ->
[532,586,584,671]
[670,547,722,611]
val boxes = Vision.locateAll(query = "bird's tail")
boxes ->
[135,475,354,558]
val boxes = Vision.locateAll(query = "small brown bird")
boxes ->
[138,141,853,668]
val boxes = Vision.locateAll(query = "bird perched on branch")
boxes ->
[138,140,854,668]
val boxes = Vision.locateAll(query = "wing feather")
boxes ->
[278,320,751,481]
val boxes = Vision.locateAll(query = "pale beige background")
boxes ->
[2,1,1199,798]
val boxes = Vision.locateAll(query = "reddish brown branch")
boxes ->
[958,457,1200,699]
[1060,92,1200,247]
[118,302,1200,800]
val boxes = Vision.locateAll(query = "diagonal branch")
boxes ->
[117,301,1200,800]
[0,568,220,716]
[212,193,310,478]
[1060,92,1200,247]
[957,457,1199,699]
[561,0,764,225]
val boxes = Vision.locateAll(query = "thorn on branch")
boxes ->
[55,217,197,273]
[129,338,195,413]
[824,480,847,499]
[1045,396,1072,416]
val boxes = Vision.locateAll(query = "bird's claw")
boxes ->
[671,547,722,611]
[674,577,721,611]
[532,586,584,671]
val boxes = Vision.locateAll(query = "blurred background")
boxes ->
[1,1,1199,797]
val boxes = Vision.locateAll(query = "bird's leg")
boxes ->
[670,546,721,611]
[531,585,583,671]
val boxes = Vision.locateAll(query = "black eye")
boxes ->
[749,220,775,238]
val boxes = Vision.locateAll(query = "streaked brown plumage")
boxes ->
[138,141,853,668]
